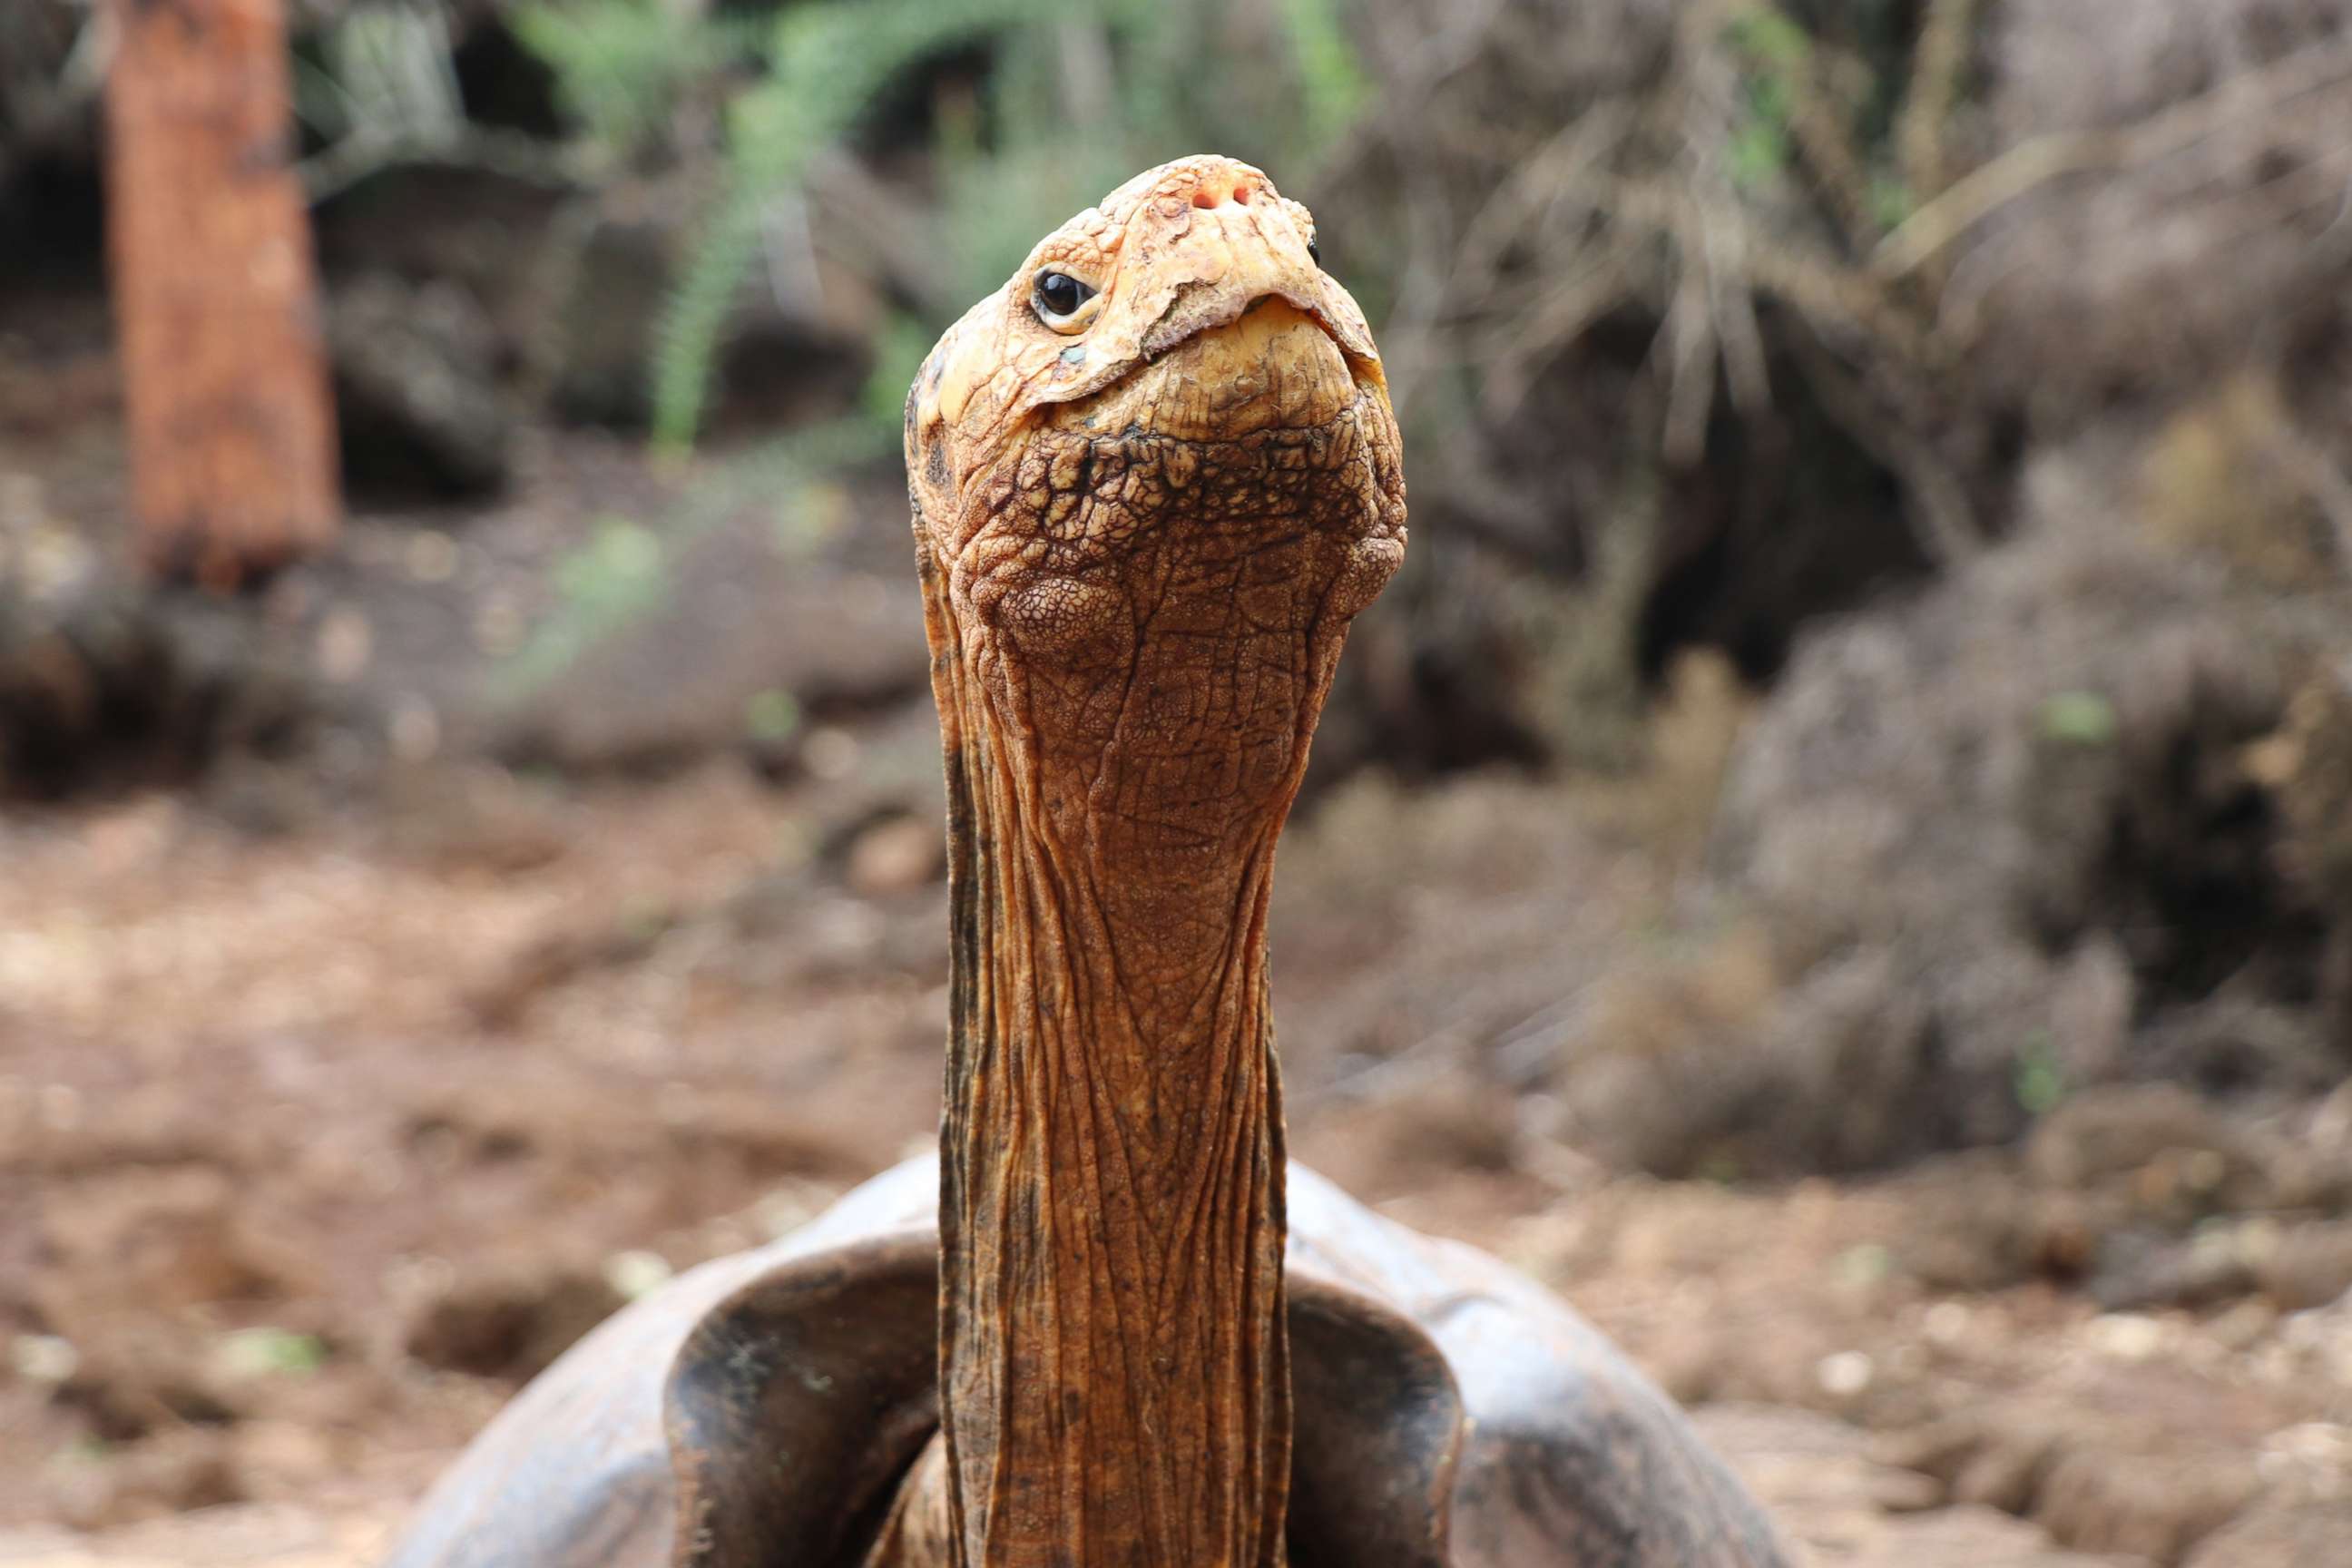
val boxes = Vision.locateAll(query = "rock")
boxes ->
[540,201,672,429]
[47,1429,243,1532]
[0,574,318,800]
[2255,1222,2352,1312]
[1748,948,1938,1173]
[0,4,99,182]
[487,518,929,774]
[312,161,571,376]
[2090,1227,2259,1314]
[2186,1500,2352,1568]
[1901,1155,2100,1292]
[38,1168,307,1314]
[228,1418,340,1488]
[2027,1085,2238,1192]
[329,273,512,502]
[399,1262,623,1382]
[1879,1412,2072,1516]
[2129,995,2347,1105]
[1876,1399,2269,1564]
[2033,1447,2259,1565]
[2248,658,2352,1038]
[2204,1298,2279,1353]
[1710,523,2347,1165]
[842,811,945,897]
[1698,1405,2143,1568]
[1546,923,1786,1178]
[1302,1072,1525,1200]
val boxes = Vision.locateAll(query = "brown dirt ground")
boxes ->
[5,760,2350,1567]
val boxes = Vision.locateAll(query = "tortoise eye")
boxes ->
[1307,235,1321,266]
[1032,270,1098,327]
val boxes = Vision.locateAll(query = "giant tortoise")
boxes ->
[385,154,1789,1568]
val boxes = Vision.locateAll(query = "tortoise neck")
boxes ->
[922,557,1296,1568]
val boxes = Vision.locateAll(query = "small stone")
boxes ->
[1923,1301,1973,1346]
[50,1429,242,1531]
[389,695,442,763]
[316,607,372,683]
[232,1416,337,1483]
[1867,1465,1947,1513]
[844,814,946,897]
[38,1082,82,1132]
[10,1333,78,1385]
[803,726,860,780]
[474,594,526,657]
[2082,1312,2167,1362]
[2207,1298,2278,1352]
[2258,1222,2352,1311]
[407,530,460,583]
[1817,1349,1874,1398]
[211,1327,327,1381]
[602,1250,672,1301]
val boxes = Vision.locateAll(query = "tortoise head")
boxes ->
[909,152,1389,459]
[905,154,1406,883]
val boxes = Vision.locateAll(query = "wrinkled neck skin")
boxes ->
[895,310,1404,1568]
[928,531,1298,1568]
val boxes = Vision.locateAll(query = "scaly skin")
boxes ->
[896,154,1406,1568]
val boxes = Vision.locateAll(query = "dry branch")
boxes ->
[1875,35,2352,280]
[1896,0,1978,203]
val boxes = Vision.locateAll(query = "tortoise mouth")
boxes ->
[1048,299,1367,446]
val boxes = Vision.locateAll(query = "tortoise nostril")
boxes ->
[1191,186,1220,209]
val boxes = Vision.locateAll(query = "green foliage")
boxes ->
[302,5,466,146]
[555,514,665,615]
[496,514,669,699]
[1723,9,1801,192]
[1867,168,1915,229]
[1723,5,1812,70]
[2040,690,2119,747]
[1728,81,1793,191]
[512,0,764,163]
[646,0,1370,451]
[215,1327,328,1379]
[1833,1241,1893,1287]
[2012,1031,2067,1116]
[647,0,1019,451]
[862,309,946,436]
[1278,0,1373,155]
[743,688,802,746]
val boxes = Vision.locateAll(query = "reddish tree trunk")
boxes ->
[103,0,338,589]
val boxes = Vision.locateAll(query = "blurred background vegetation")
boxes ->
[5,2,2352,1561]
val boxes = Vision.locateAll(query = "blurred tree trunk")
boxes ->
[103,0,338,589]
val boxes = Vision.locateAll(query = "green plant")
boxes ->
[214,1327,328,1379]
[2012,1031,2066,1116]
[495,513,669,700]
[512,0,764,164]
[651,0,1369,452]
[849,309,936,439]
[2040,690,2119,748]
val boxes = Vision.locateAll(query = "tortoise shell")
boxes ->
[383,1157,1786,1568]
